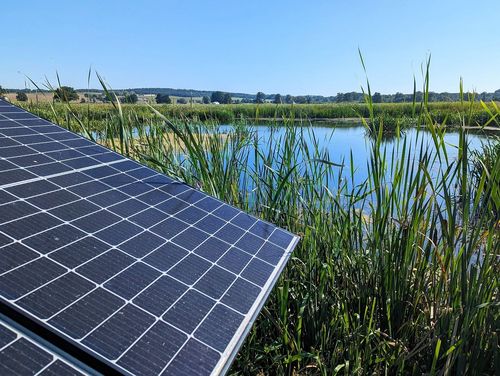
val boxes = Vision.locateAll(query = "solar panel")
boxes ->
[0,99,299,375]
[0,317,87,375]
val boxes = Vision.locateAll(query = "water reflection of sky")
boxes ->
[219,124,492,188]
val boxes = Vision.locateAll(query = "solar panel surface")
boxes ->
[0,317,86,375]
[0,99,299,375]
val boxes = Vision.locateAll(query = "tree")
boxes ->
[211,91,225,103]
[273,94,282,104]
[202,96,210,104]
[123,93,138,104]
[222,93,232,104]
[177,97,187,104]
[156,93,171,104]
[0,86,5,96]
[372,92,382,103]
[255,92,266,104]
[54,86,79,102]
[16,92,28,101]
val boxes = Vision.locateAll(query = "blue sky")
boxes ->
[1,0,499,95]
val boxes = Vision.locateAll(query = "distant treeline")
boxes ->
[5,87,500,103]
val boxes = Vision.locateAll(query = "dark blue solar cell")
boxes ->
[48,131,80,141]
[0,190,16,205]
[215,223,246,243]
[1,127,38,136]
[48,199,101,221]
[177,189,206,204]
[48,171,92,187]
[101,174,136,188]
[143,242,188,272]
[104,262,160,300]
[213,204,240,220]
[241,258,275,287]
[82,304,155,360]
[0,137,20,148]
[27,161,72,176]
[62,138,93,148]
[107,198,148,217]
[194,304,244,352]
[158,182,190,196]
[109,160,141,172]
[160,339,220,376]
[49,237,110,269]
[133,276,187,316]
[176,206,206,224]
[22,224,86,254]
[83,165,118,179]
[27,189,79,210]
[194,197,223,212]
[0,158,16,171]
[218,247,253,274]
[0,257,66,300]
[0,145,36,158]
[9,153,54,167]
[155,197,189,215]
[194,214,226,234]
[117,321,186,375]
[0,338,53,374]
[17,272,95,319]
[137,189,172,206]
[0,242,38,273]
[269,229,295,249]
[90,189,129,207]
[39,360,84,376]
[76,249,134,284]
[0,200,39,224]
[63,156,101,169]
[129,207,167,228]
[0,169,37,186]
[0,323,16,348]
[249,220,276,239]
[221,278,261,314]
[94,220,142,246]
[234,232,266,255]
[172,227,209,250]
[46,148,85,161]
[119,182,155,196]
[150,217,186,239]
[231,212,257,229]
[126,167,157,180]
[0,233,12,247]
[1,112,36,120]
[68,180,109,197]
[167,254,211,285]
[6,179,59,198]
[71,210,121,233]
[194,266,235,299]
[91,152,123,163]
[118,231,164,258]
[49,288,125,339]
[194,237,231,262]
[256,242,285,265]
[163,290,214,333]
[29,141,66,153]
[0,212,62,240]
[13,134,52,144]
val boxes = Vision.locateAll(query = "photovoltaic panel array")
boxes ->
[0,317,87,375]
[0,99,299,375]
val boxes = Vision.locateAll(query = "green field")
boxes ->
[12,90,500,375]
[15,101,500,132]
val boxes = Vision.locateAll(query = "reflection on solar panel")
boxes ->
[0,99,299,375]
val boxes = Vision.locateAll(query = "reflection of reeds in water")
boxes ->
[22,64,499,375]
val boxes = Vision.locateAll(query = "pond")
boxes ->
[220,123,494,188]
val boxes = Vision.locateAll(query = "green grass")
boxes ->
[15,100,500,132]
[18,73,499,375]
